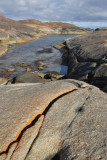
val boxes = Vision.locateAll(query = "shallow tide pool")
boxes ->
[0,34,77,78]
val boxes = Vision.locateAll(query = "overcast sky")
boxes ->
[0,0,107,28]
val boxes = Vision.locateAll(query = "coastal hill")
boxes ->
[0,14,40,43]
[18,19,84,29]
[19,19,89,34]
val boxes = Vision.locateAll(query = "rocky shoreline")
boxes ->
[0,28,107,93]
[0,14,91,57]
[0,15,107,160]
[55,29,107,92]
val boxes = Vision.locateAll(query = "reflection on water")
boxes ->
[0,34,77,77]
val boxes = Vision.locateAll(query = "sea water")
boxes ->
[0,34,77,77]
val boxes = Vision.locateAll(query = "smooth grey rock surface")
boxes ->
[0,80,107,160]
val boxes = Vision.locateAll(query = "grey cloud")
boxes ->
[0,0,107,22]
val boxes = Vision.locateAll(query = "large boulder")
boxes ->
[0,80,107,160]
[13,72,45,83]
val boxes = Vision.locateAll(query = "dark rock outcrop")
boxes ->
[56,30,107,92]
[95,27,107,31]
[0,80,107,160]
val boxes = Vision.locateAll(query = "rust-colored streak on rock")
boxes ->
[0,89,76,156]
[11,116,45,160]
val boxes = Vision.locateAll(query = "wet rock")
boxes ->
[14,63,29,67]
[43,47,52,53]
[38,66,44,71]
[0,80,107,159]
[37,47,52,53]
[27,67,32,72]
[7,68,16,72]
[54,41,66,50]
[13,72,45,83]
[44,73,52,79]
[35,60,45,71]
[35,61,45,68]
[37,48,44,53]
[37,72,45,78]
[44,73,65,80]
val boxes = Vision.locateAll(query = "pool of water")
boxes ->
[0,34,77,78]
